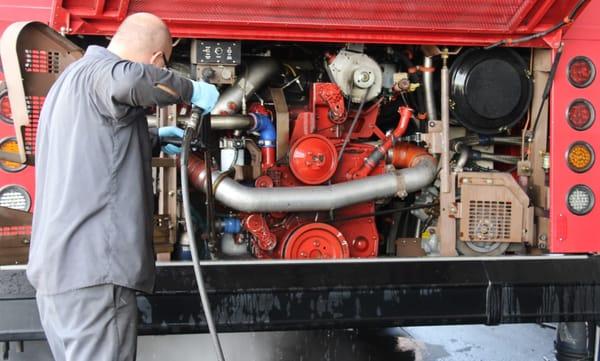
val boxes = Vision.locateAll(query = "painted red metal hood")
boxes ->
[48,0,589,46]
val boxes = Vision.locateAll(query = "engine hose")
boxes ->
[451,135,523,148]
[473,151,520,165]
[181,120,226,361]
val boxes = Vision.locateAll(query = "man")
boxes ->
[27,13,218,361]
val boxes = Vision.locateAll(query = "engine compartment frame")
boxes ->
[1,256,600,340]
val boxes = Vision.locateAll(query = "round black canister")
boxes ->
[449,48,532,134]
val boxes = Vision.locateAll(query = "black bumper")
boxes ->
[1,256,600,340]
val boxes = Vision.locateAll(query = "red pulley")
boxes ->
[283,223,349,259]
[255,175,274,188]
[289,134,338,185]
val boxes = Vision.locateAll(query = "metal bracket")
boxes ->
[270,88,289,161]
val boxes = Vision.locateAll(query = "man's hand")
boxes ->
[158,126,184,155]
[191,80,219,113]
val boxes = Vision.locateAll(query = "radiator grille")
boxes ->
[129,0,533,32]
[468,200,512,241]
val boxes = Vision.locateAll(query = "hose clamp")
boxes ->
[395,173,408,198]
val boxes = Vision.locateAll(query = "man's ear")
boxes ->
[149,51,163,67]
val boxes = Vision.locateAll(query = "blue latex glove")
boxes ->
[158,126,184,155]
[190,80,219,113]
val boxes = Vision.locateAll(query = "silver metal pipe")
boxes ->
[479,153,520,165]
[189,156,437,213]
[211,115,254,130]
[211,58,279,115]
[490,136,523,145]
[440,58,451,193]
[423,56,438,121]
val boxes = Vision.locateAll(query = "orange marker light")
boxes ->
[567,142,595,173]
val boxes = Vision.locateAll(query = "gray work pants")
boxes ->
[36,284,138,361]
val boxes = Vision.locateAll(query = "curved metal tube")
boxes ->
[189,155,437,213]
[455,147,470,171]
[211,58,280,115]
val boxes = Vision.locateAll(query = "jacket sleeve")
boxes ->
[98,60,194,120]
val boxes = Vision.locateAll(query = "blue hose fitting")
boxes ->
[221,217,241,234]
[478,135,492,146]
[250,113,276,147]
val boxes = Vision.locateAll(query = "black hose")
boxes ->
[451,135,524,148]
[337,93,367,162]
[485,0,589,50]
[472,151,520,165]
[181,111,226,361]
[530,43,564,137]
[200,114,218,256]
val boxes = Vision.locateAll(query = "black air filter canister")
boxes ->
[449,48,532,134]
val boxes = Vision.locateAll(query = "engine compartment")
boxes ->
[155,40,541,260]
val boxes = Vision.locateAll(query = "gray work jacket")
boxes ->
[27,46,193,295]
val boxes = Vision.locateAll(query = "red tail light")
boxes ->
[567,99,595,130]
[568,56,595,88]
[0,88,12,124]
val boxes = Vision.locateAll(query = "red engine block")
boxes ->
[244,83,387,260]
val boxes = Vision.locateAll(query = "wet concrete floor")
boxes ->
[7,324,558,360]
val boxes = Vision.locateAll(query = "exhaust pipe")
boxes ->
[188,154,437,213]
[211,58,280,115]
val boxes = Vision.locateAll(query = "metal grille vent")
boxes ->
[23,95,44,155]
[23,49,60,74]
[468,200,512,241]
[0,225,31,237]
[129,0,532,32]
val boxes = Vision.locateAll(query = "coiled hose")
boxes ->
[180,110,226,361]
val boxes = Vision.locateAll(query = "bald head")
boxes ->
[107,13,172,66]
